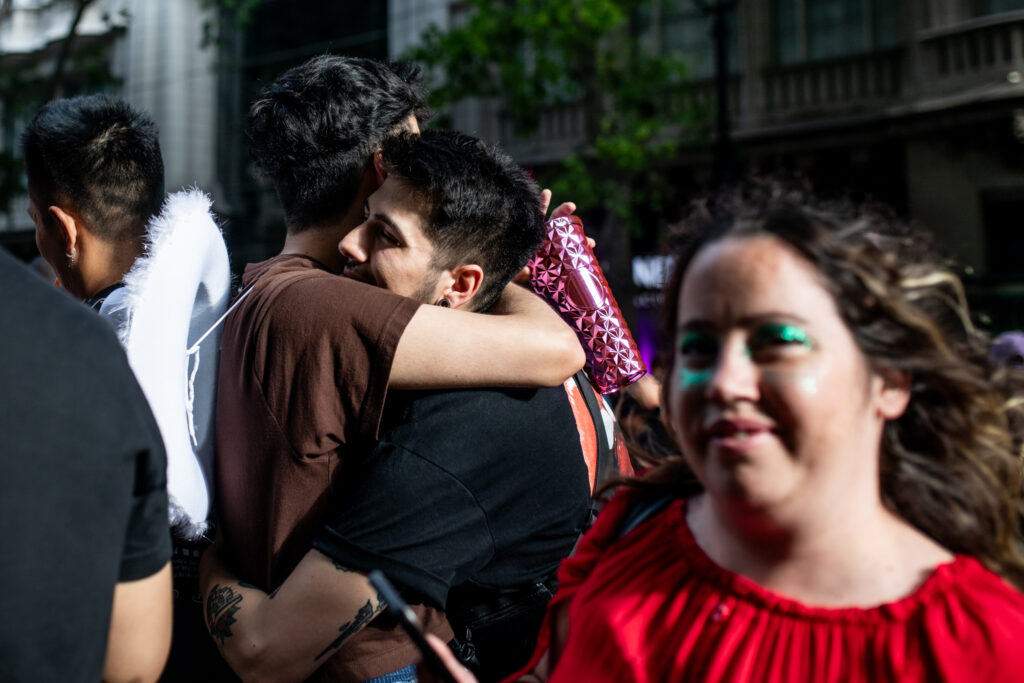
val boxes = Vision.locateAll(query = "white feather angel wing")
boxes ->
[103,189,231,539]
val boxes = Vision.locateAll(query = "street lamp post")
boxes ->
[693,0,739,185]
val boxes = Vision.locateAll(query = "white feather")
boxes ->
[103,188,231,540]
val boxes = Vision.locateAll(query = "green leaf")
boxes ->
[399,0,701,238]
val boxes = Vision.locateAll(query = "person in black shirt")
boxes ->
[201,130,592,683]
[21,94,241,683]
[0,245,172,682]
[318,385,591,681]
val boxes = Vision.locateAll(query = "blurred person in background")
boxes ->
[989,331,1024,370]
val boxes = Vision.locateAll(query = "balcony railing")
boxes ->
[495,13,1024,163]
[499,76,739,164]
[500,103,587,164]
[916,10,1024,98]
[760,49,904,121]
[676,76,742,121]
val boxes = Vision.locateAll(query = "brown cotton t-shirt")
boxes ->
[215,254,452,681]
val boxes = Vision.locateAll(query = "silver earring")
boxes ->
[436,297,452,308]
[65,247,76,267]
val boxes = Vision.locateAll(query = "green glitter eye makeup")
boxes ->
[680,331,717,356]
[676,324,813,391]
[752,323,813,349]
[678,331,717,389]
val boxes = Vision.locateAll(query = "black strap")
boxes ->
[84,281,125,311]
[614,494,678,541]
[573,370,611,491]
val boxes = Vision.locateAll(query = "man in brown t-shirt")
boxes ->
[208,57,583,682]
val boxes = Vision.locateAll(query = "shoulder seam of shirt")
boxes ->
[248,267,325,336]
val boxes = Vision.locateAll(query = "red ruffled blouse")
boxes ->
[517,490,1024,682]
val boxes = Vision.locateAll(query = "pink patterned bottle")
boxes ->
[528,215,647,394]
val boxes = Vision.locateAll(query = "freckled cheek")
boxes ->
[758,365,830,442]
[760,368,820,396]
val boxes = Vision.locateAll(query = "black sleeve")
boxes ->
[118,446,172,581]
[114,361,172,582]
[311,443,492,607]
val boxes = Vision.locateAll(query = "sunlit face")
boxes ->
[666,236,899,516]
[338,176,446,303]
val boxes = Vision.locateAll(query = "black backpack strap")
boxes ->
[571,491,679,558]
[614,493,678,541]
[573,370,611,490]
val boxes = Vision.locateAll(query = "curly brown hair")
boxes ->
[632,180,1024,589]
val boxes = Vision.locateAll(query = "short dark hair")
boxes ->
[21,95,165,243]
[380,130,544,312]
[247,55,430,232]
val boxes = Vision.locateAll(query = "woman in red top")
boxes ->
[426,183,1024,683]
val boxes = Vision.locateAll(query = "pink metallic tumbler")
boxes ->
[529,215,647,394]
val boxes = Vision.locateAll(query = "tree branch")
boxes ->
[46,0,98,101]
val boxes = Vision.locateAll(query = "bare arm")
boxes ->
[625,373,660,410]
[389,192,585,390]
[103,562,173,683]
[389,284,584,389]
[199,544,382,683]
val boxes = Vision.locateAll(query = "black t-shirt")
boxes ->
[312,386,592,607]
[0,247,171,682]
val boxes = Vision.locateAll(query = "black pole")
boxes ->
[695,0,738,185]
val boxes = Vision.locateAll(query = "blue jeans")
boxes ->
[364,663,417,683]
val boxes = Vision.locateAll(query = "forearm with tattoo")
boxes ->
[198,545,390,680]
[313,597,382,661]
[206,584,243,644]
[312,564,387,662]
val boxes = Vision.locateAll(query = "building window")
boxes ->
[650,6,738,79]
[773,0,900,65]
[972,0,1024,16]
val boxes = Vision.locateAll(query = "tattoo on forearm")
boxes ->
[206,584,244,644]
[313,597,386,661]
